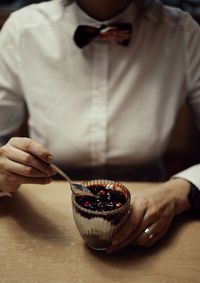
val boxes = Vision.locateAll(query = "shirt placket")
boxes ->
[90,42,108,166]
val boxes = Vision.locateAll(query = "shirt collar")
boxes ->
[72,1,138,27]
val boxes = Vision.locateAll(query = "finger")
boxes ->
[144,233,162,248]
[111,206,145,247]
[111,204,158,247]
[5,159,53,178]
[5,144,56,176]
[107,212,147,253]
[133,223,159,246]
[107,223,155,253]
[9,137,53,163]
[107,227,158,254]
[108,207,160,253]
[122,204,162,246]
[4,171,52,185]
[106,235,133,253]
[144,218,173,248]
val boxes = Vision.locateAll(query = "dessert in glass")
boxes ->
[72,179,131,250]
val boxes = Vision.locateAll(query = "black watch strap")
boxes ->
[187,183,200,217]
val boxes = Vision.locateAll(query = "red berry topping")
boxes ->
[98,190,106,197]
[84,201,91,207]
[76,184,127,212]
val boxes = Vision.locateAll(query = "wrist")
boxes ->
[165,178,191,215]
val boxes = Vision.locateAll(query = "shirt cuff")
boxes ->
[172,164,200,190]
[0,191,12,197]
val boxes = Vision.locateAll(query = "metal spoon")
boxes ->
[51,164,94,197]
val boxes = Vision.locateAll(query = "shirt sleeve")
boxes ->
[0,14,26,139]
[173,164,200,189]
[172,13,200,189]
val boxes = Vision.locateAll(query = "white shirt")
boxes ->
[0,0,200,186]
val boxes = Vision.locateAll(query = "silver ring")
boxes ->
[144,227,154,239]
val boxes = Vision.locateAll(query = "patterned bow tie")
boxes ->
[74,23,132,48]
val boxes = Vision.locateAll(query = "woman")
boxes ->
[0,0,199,252]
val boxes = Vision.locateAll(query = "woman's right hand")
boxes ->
[0,137,56,192]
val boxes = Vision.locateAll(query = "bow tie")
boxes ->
[74,23,132,48]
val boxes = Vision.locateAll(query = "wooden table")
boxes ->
[0,181,199,283]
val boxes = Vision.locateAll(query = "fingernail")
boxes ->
[47,155,54,163]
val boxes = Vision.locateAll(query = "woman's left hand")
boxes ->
[106,179,191,253]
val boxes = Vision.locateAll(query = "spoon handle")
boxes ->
[51,164,72,184]
[51,164,93,197]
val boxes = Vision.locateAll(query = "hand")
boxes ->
[106,179,191,253]
[0,137,56,192]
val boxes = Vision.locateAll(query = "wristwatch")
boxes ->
[187,183,200,217]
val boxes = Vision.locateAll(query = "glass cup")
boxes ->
[71,179,131,250]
